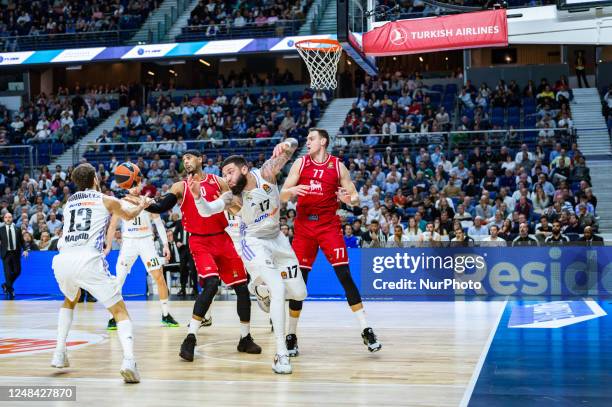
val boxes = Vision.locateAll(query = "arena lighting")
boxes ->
[65,65,82,70]
[169,69,176,74]
[282,54,301,59]
[198,58,210,66]
[418,56,424,62]
[220,57,238,62]
[147,71,155,76]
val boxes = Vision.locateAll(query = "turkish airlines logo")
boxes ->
[390,28,409,46]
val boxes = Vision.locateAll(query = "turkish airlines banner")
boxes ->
[363,10,508,57]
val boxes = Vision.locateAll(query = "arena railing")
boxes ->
[0,29,141,52]
[177,20,305,41]
[72,137,284,165]
[332,128,578,154]
[0,145,34,172]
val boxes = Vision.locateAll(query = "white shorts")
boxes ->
[52,246,122,308]
[237,232,306,301]
[117,237,164,274]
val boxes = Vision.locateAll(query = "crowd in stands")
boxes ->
[0,0,159,37]
[338,72,575,150]
[180,0,312,39]
[330,73,599,247]
[89,85,329,177]
[0,0,160,50]
[0,85,121,152]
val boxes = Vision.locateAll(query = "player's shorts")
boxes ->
[117,237,164,274]
[292,215,349,269]
[189,232,247,287]
[52,246,122,308]
[237,232,307,301]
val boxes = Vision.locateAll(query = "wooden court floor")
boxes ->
[0,300,506,406]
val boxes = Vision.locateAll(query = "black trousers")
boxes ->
[3,251,21,293]
[576,69,589,88]
[178,247,198,293]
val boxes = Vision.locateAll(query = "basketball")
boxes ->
[114,162,141,189]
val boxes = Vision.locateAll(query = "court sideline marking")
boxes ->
[459,299,508,407]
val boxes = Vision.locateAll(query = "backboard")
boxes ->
[337,0,378,76]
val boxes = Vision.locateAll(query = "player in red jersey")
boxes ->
[279,128,381,355]
[146,149,261,361]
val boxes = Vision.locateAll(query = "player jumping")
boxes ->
[104,179,179,329]
[217,137,307,374]
[51,163,147,383]
[280,128,381,355]
[145,149,261,361]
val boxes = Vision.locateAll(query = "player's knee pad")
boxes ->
[333,265,362,306]
[233,283,251,322]
[288,299,303,311]
[193,276,220,317]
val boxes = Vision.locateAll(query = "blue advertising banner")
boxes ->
[360,247,612,298]
[4,251,147,297]
[3,247,611,299]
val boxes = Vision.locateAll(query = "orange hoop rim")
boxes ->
[294,39,342,53]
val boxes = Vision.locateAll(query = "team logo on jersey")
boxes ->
[309,180,323,193]
[0,329,104,358]
[233,270,239,278]
[262,184,271,194]
[328,162,335,169]
[281,271,288,279]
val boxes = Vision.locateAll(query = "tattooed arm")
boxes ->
[260,137,299,184]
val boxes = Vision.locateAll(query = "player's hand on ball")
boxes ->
[337,187,352,204]
[289,185,310,197]
[272,142,287,158]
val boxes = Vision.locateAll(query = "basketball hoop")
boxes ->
[295,39,342,90]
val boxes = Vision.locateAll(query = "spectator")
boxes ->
[512,223,539,246]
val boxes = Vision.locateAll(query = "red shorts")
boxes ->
[292,216,349,269]
[189,232,247,287]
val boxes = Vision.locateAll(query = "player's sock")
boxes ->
[188,318,200,335]
[354,308,369,331]
[117,319,135,360]
[160,299,169,317]
[55,307,73,352]
[240,322,250,338]
[288,316,299,335]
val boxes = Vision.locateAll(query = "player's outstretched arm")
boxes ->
[187,175,234,217]
[260,137,299,183]
[279,157,309,202]
[104,214,119,256]
[150,212,169,251]
[145,181,184,214]
[337,162,360,206]
[103,195,147,221]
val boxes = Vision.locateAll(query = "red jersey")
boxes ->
[296,154,341,220]
[180,173,228,235]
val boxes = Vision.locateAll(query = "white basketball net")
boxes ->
[295,40,342,90]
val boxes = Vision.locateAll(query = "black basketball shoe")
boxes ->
[361,328,382,352]
[179,333,197,361]
[237,334,262,354]
[286,334,299,357]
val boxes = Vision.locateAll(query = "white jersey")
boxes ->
[238,169,280,239]
[225,212,242,243]
[120,199,153,239]
[59,189,110,252]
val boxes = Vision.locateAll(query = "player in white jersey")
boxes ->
[216,138,307,374]
[51,163,147,383]
[104,180,179,329]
